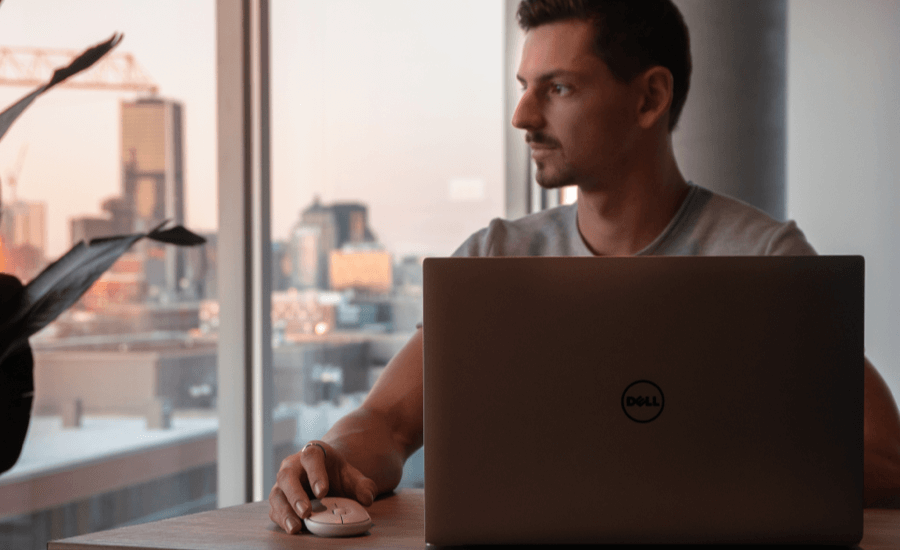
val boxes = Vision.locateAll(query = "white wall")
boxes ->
[787,1,900,397]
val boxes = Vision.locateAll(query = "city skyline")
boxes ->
[0,0,506,262]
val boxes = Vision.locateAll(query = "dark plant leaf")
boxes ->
[87,232,144,245]
[0,31,131,363]
[46,33,124,90]
[0,33,122,143]
[0,274,26,332]
[0,235,139,363]
[148,225,207,246]
[0,224,204,364]
[0,89,43,143]
[22,236,142,325]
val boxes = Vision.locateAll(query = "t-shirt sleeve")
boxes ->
[764,220,818,256]
[451,219,507,257]
[451,228,487,257]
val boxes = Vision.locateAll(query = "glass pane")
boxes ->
[269,0,505,487]
[0,2,218,548]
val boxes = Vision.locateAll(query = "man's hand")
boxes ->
[268,440,379,535]
[268,329,425,534]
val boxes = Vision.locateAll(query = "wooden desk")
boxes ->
[49,489,900,549]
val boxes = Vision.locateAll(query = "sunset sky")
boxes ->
[0,0,506,261]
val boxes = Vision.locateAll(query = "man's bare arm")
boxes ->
[268,328,424,534]
[864,357,900,507]
[326,327,425,492]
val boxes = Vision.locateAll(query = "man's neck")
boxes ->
[575,153,689,257]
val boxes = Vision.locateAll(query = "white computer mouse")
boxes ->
[302,496,373,537]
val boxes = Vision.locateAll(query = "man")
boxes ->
[269,0,900,534]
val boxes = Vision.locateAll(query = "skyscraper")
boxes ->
[0,199,46,280]
[0,200,46,252]
[121,98,186,301]
[287,198,379,290]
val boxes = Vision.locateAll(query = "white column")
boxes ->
[787,0,900,397]
[503,0,530,219]
[216,0,274,507]
[673,0,787,219]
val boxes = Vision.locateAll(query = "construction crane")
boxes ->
[0,45,158,93]
[3,143,27,205]
[0,40,157,208]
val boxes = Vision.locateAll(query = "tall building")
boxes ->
[329,246,392,294]
[287,198,378,290]
[183,232,217,300]
[330,203,374,248]
[121,98,186,302]
[1,200,46,251]
[288,225,321,289]
[294,198,336,289]
[70,216,114,245]
[0,199,46,280]
[70,197,133,246]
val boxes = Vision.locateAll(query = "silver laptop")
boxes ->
[423,256,864,546]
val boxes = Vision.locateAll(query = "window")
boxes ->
[0,3,516,547]
[266,0,505,488]
[0,2,217,548]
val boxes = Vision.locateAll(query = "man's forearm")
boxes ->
[322,407,410,495]
[315,328,424,497]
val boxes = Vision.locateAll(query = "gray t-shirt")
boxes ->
[453,183,816,257]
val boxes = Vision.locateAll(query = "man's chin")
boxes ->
[535,180,567,190]
[534,168,574,190]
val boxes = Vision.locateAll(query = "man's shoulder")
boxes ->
[654,185,817,256]
[452,203,587,257]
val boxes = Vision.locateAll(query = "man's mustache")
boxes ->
[526,132,560,147]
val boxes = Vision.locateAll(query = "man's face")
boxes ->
[512,19,639,190]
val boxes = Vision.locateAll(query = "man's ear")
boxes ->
[636,66,673,130]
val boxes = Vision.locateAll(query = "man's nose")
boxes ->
[511,90,542,131]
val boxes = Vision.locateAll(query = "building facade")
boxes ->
[121,98,186,302]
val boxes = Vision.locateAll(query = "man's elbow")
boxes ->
[863,359,900,508]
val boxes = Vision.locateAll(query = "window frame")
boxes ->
[215,0,274,506]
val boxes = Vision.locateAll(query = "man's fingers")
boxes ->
[339,459,378,506]
[353,474,379,506]
[276,454,312,518]
[268,484,302,534]
[300,441,330,499]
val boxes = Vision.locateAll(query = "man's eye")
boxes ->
[550,83,571,95]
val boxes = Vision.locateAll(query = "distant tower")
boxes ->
[330,203,373,248]
[0,201,46,252]
[287,198,379,290]
[0,200,46,280]
[121,98,185,301]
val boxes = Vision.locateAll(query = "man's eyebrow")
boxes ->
[516,70,579,85]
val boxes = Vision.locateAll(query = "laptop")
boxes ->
[423,256,864,546]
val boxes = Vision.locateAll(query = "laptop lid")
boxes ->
[423,256,864,546]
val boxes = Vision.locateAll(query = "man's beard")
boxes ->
[534,158,576,189]
[527,131,576,189]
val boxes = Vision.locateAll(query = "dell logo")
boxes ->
[622,380,664,423]
[625,395,661,407]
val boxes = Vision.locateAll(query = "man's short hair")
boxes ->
[517,0,692,131]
